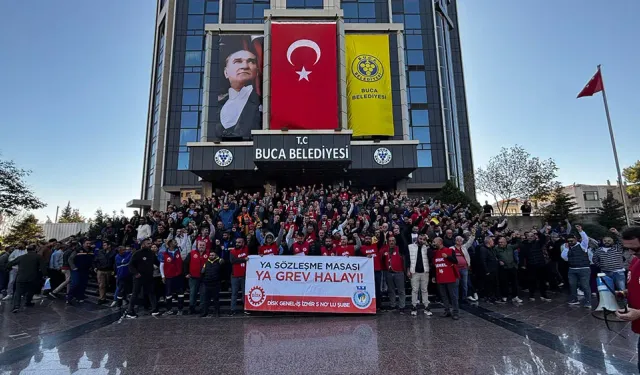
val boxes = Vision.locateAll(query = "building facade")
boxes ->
[131,0,474,210]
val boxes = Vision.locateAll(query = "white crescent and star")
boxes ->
[286,39,321,82]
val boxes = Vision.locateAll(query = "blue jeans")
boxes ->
[0,270,7,295]
[568,268,591,306]
[230,276,245,312]
[189,277,204,309]
[604,271,626,291]
[459,268,469,299]
[67,270,88,302]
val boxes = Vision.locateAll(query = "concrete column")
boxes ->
[263,19,272,129]
[200,31,214,141]
[396,31,410,140]
[337,19,348,130]
[202,181,213,198]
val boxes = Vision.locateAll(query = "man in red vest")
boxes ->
[359,233,382,310]
[320,237,336,256]
[383,236,406,312]
[292,232,310,256]
[230,238,249,315]
[336,235,360,257]
[183,241,210,315]
[432,237,460,320]
[160,239,185,315]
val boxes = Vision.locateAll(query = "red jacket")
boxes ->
[360,244,382,271]
[292,242,309,256]
[259,243,278,256]
[230,247,249,278]
[336,245,355,257]
[434,247,457,284]
[187,249,210,278]
[162,249,183,278]
[320,246,335,256]
[382,245,403,272]
[629,257,640,334]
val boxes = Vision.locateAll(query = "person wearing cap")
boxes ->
[561,225,592,308]
[93,241,116,305]
[216,35,262,138]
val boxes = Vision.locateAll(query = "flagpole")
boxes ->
[598,64,631,226]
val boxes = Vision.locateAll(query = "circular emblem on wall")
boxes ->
[247,286,266,307]
[214,149,233,167]
[373,147,392,165]
[351,54,384,82]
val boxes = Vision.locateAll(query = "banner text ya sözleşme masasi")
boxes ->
[244,255,376,314]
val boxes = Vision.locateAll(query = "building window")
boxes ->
[405,35,423,50]
[409,88,427,103]
[189,0,205,14]
[177,152,190,170]
[584,191,599,201]
[411,109,428,126]
[188,15,204,29]
[185,51,202,66]
[180,129,199,145]
[206,1,219,13]
[183,73,201,88]
[411,127,430,144]
[342,0,377,23]
[404,14,421,29]
[417,150,432,167]
[181,111,199,128]
[287,0,323,9]
[406,50,424,65]
[186,36,203,50]
[403,0,420,14]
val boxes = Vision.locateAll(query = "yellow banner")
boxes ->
[346,34,394,137]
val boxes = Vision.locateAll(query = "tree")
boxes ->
[88,208,108,239]
[0,156,46,217]
[58,201,86,223]
[540,187,578,223]
[2,214,43,246]
[0,210,29,237]
[475,145,559,216]
[435,180,481,214]
[623,160,640,199]
[597,191,626,229]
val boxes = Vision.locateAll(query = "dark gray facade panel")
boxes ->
[351,145,416,170]
[189,146,256,171]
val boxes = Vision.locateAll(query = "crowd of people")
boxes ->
[1,184,640,322]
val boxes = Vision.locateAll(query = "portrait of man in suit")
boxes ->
[216,35,263,139]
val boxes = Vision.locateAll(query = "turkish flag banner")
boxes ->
[577,67,604,98]
[270,22,339,130]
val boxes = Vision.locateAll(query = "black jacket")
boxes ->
[520,233,547,267]
[7,252,46,282]
[478,245,499,274]
[202,255,224,285]
[128,248,158,279]
[93,249,116,271]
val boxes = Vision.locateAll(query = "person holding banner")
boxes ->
[229,238,249,315]
[383,237,406,313]
[258,231,281,256]
[320,237,336,256]
[432,237,460,320]
[359,234,383,310]
[336,235,361,257]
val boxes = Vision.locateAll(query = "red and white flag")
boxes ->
[577,66,604,98]
[270,22,338,130]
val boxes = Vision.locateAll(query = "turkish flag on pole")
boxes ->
[270,22,338,130]
[577,67,604,98]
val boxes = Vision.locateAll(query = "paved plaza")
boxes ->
[0,295,638,375]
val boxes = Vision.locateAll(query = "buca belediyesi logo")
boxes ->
[352,286,372,309]
[351,54,384,82]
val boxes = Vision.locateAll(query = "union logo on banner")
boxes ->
[352,286,372,309]
[351,54,384,82]
[247,286,266,307]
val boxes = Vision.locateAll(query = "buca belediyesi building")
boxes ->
[130,0,474,211]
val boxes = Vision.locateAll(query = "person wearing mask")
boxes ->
[478,237,500,304]
[111,246,132,308]
[160,239,185,315]
[615,227,640,373]
[432,237,460,319]
[520,227,552,302]
[592,228,626,292]
[0,246,11,298]
[184,241,210,315]
[201,251,224,317]
[382,236,406,312]
[358,234,383,310]
[3,242,27,301]
[93,241,116,304]
[453,230,477,302]
[407,234,432,316]
[51,243,75,298]
[127,239,159,318]
[6,245,46,313]
[66,240,94,305]
[561,225,592,308]
[229,237,249,315]
[495,236,522,303]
